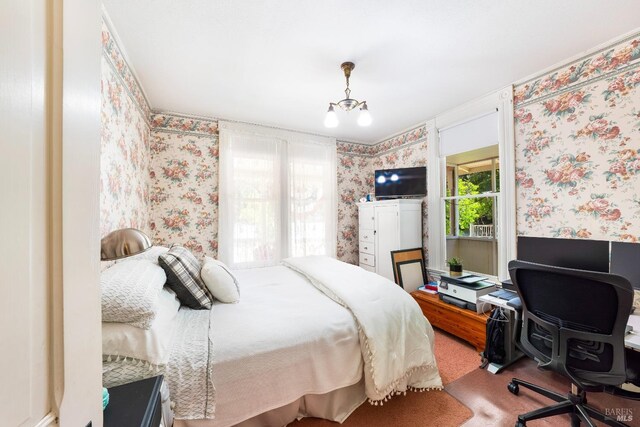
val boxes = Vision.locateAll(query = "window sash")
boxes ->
[442,192,500,201]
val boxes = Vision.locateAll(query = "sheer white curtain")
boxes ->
[219,121,336,269]
[288,140,337,258]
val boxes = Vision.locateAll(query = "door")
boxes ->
[375,206,399,281]
[0,1,103,425]
[359,204,375,231]
[0,1,51,424]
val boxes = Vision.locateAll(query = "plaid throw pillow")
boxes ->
[158,246,213,309]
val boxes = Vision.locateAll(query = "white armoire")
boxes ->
[356,199,423,282]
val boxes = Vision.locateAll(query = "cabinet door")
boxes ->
[375,206,399,281]
[358,205,375,230]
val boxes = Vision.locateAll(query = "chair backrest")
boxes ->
[508,260,633,388]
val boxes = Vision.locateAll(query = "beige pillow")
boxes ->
[634,290,640,310]
[200,257,240,303]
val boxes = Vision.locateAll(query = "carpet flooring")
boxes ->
[293,327,640,426]
[292,329,479,427]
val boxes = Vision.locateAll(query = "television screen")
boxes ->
[375,167,426,198]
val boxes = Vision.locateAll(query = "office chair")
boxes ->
[507,260,640,427]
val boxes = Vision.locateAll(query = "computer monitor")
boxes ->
[610,241,640,290]
[517,236,610,273]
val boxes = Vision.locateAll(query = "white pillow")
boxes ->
[101,259,167,329]
[200,256,240,303]
[102,288,180,366]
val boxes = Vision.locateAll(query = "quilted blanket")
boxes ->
[102,307,214,419]
[282,256,442,403]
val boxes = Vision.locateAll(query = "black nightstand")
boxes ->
[104,375,164,427]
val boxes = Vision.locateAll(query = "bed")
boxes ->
[103,255,442,427]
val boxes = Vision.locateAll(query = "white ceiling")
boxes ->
[103,0,640,144]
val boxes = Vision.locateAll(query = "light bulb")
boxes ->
[377,175,386,184]
[390,174,399,182]
[324,105,339,128]
[357,104,372,127]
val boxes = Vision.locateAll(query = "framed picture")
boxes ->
[390,247,425,284]
[396,259,427,291]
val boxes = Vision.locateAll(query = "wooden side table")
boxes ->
[411,291,488,352]
[104,375,164,427]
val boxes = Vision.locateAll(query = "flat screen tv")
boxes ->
[374,167,426,199]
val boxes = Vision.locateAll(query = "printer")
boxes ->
[438,274,497,313]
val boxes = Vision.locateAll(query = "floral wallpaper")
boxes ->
[336,144,372,264]
[371,127,430,263]
[514,33,640,243]
[149,114,220,259]
[100,20,151,237]
[335,125,430,265]
[100,15,639,267]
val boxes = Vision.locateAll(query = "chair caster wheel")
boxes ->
[508,382,519,395]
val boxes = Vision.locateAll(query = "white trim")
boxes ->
[443,193,499,201]
[426,119,445,270]
[428,87,516,281]
[497,85,517,280]
[35,413,58,427]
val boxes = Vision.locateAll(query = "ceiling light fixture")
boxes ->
[324,62,372,128]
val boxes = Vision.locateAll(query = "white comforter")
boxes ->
[282,256,443,402]
[207,265,364,427]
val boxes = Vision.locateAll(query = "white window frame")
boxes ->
[444,157,499,238]
[427,86,516,281]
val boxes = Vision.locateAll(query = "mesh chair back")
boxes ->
[508,260,633,388]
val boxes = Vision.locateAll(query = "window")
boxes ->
[444,148,499,276]
[427,88,516,280]
[218,122,337,269]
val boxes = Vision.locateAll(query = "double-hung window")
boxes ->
[444,148,500,275]
[427,89,516,280]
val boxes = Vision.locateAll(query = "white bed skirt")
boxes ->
[174,379,366,427]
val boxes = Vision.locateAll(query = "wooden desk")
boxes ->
[411,291,487,351]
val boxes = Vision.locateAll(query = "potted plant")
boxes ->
[446,257,463,276]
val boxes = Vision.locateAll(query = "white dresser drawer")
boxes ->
[359,252,375,267]
[360,229,374,243]
[359,240,374,255]
[360,264,376,273]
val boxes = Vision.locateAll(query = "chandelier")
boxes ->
[324,62,372,128]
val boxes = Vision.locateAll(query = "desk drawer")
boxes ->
[360,230,374,243]
[359,240,374,255]
[359,252,375,267]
